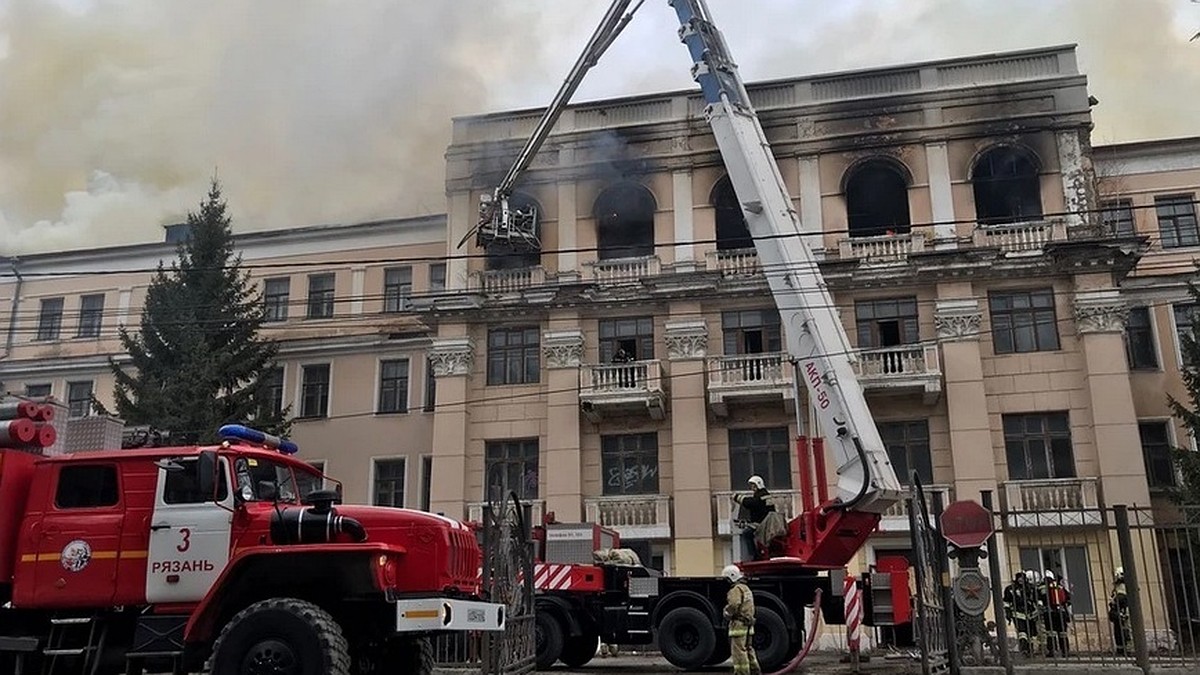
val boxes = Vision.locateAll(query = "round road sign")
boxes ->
[940,500,994,549]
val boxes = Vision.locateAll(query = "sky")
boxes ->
[1,0,1198,255]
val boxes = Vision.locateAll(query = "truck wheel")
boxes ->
[534,612,564,670]
[559,631,599,668]
[750,606,789,673]
[657,607,715,669]
[207,598,351,675]
[705,637,731,666]
[392,637,433,675]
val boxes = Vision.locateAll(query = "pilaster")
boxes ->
[933,295,996,502]
[673,170,697,272]
[1057,129,1092,233]
[429,336,475,518]
[925,142,957,247]
[557,157,580,281]
[543,328,584,521]
[665,317,715,574]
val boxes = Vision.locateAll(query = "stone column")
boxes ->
[925,142,957,247]
[1074,289,1152,507]
[542,329,584,521]
[673,170,697,272]
[1057,129,1094,233]
[933,295,997,502]
[665,318,715,575]
[428,337,474,519]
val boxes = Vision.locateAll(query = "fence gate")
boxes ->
[908,478,952,675]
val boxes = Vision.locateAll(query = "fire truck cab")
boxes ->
[0,424,503,675]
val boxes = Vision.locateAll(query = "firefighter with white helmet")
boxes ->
[1040,569,1071,656]
[1109,566,1131,655]
[722,564,761,675]
[731,475,775,561]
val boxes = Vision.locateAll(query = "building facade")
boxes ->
[3,44,1200,631]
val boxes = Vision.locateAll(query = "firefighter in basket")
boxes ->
[722,564,761,675]
[732,476,787,560]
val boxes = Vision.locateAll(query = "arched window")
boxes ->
[844,160,911,237]
[594,182,656,260]
[971,146,1043,225]
[710,175,753,250]
[485,192,542,271]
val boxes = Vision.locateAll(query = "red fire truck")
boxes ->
[0,423,504,675]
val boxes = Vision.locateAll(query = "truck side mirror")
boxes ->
[197,450,218,501]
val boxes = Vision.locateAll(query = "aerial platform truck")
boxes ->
[0,416,505,675]
[464,0,915,671]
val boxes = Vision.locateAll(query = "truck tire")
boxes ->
[705,637,731,666]
[534,611,564,670]
[559,631,598,668]
[657,606,715,669]
[392,637,433,675]
[206,598,351,675]
[751,606,789,673]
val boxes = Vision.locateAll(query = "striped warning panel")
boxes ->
[535,563,575,591]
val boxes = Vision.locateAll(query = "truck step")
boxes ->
[49,617,93,625]
[42,647,90,656]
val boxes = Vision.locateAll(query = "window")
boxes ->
[728,427,792,490]
[971,146,1043,225]
[262,367,285,417]
[55,465,119,508]
[599,317,654,362]
[1174,303,1198,359]
[163,457,230,504]
[36,297,64,341]
[67,381,93,418]
[373,458,406,507]
[420,455,433,511]
[384,267,413,313]
[300,364,331,418]
[722,309,782,355]
[77,294,104,338]
[24,383,51,398]
[844,160,911,237]
[1156,195,1199,249]
[1124,306,1158,370]
[378,359,410,414]
[1018,546,1094,614]
[601,433,660,495]
[486,327,540,386]
[263,278,290,322]
[711,175,753,250]
[429,263,447,292]
[879,420,933,486]
[593,183,656,260]
[989,289,1059,354]
[485,439,539,501]
[306,274,335,319]
[1139,421,1176,489]
[1100,199,1136,237]
[1003,412,1075,480]
[855,298,919,348]
[423,357,437,412]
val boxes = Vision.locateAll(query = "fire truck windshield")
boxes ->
[234,456,303,503]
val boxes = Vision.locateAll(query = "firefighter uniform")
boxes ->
[1002,571,1040,657]
[722,565,761,675]
[1040,570,1071,657]
[1109,568,1131,656]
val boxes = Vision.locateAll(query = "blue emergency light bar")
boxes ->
[217,424,300,455]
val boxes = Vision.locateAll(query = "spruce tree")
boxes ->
[104,180,290,444]
[1169,275,1200,506]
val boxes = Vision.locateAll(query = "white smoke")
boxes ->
[1,0,1197,255]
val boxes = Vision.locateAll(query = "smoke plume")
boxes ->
[0,0,1197,255]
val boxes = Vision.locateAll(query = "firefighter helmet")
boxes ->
[747,475,765,490]
[722,564,745,583]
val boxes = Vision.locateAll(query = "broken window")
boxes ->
[594,182,656,259]
[855,297,919,348]
[711,175,753,250]
[845,160,911,237]
[971,146,1043,225]
[485,192,542,270]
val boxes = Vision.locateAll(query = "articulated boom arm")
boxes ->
[668,0,902,564]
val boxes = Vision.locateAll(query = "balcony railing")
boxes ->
[583,494,672,539]
[1001,477,1103,528]
[852,344,943,403]
[837,231,926,264]
[474,266,545,295]
[878,485,953,532]
[579,360,667,421]
[706,353,795,416]
[713,489,803,536]
[705,248,761,277]
[590,255,661,286]
[467,499,546,526]
[972,219,1064,255]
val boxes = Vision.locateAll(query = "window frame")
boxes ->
[878,419,933,486]
[1124,305,1160,371]
[1017,545,1095,615]
[1156,194,1199,249]
[1138,419,1177,490]
[429,263,447,293]
[727,427,793,490]
[76,294,105,338]
[721,309,782,355]
[24,383,52,398]
[420,455,433,511]
[36,297,64,342]
[372,457,407,508]
[1173,302,1199,369]
[484,439,539,502]
[306,273,336,319]
[600,432,661,496]
[262,367,285,418]
[66,380,94,418]
[1100,198,1136,237]
[423,357,437,412]
[383,266,414,314]
[377,358,411,414]
[55,464,120,510]
[263,277,291,322]
[1002,412,1075,481]
[299,363,331,419]
[988,289,1060,355]
[486,326,541,386]
[855,297,920,349]
[598,317,655,363]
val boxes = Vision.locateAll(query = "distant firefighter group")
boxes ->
[0,400,57,451]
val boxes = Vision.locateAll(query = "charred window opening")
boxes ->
[485,192,542,271]
[845,161,911,237]
[594,183,656,260]
[972,147,1043,225]
[711,175,753,250]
